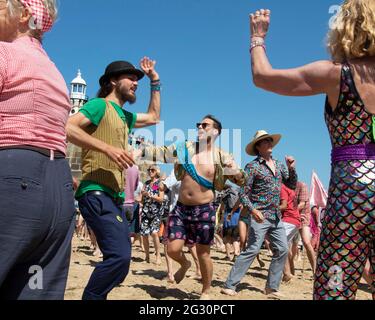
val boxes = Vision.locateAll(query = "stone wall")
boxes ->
[66,143,82,179]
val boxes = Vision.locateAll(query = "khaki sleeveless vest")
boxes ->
[81,99,128,193]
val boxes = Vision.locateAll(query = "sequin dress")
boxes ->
[314,63,375,300]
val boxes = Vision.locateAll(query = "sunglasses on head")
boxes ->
[196,123,210,129]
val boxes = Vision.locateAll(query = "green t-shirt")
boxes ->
[75,98,137,202]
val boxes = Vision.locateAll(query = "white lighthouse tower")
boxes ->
[69,69,88,115]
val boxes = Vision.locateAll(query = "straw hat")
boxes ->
[245,130,282,156]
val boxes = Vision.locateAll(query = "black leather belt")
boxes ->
[0,145,65,159]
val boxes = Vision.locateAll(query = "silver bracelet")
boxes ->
[250,39,266,52]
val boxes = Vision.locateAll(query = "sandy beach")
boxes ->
[64,236,372,300]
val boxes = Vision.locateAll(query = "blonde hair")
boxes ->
[7,0,58,40]
[148,165,161,178]
[327,0,375,63]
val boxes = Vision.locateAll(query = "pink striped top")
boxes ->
[0,36,71,155]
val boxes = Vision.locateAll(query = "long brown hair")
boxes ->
[97,82,114,98]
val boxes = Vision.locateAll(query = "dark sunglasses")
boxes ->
[196,123,210,129]
[147,168,156,173]
[263,138,273,143]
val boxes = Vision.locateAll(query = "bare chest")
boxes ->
[191,153,215,181]
[265,160,276,176]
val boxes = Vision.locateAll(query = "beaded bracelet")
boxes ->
[249,44,266,54]
[151,84,161,92]
[151,79,161,91]
[250,38,266,53]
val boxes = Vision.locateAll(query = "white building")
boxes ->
[67,69,88,178]
[69,69,88,115]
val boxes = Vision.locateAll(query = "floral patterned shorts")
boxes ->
[167,202,216,246]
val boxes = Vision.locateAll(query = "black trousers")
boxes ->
[0,149,75,300]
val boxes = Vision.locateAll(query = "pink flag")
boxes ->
[309,171,328,208]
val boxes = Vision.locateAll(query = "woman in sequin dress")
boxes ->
[248,0,374,299]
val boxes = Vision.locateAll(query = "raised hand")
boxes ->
[140,56,159,81]
[250,8,271,39]
[285,155,296,170]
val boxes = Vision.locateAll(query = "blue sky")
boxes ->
[44,0,341,188]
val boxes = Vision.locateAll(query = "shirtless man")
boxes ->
[137,115,246,299]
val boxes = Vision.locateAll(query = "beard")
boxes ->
[115,83,136,104]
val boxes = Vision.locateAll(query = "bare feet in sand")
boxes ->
[193,273,202,281]
[174,260,192,284]
[220,288,237,296]
[282,274,293,284]
[200,293,211,300]
[163,273,175,284]
[264,288,285,299]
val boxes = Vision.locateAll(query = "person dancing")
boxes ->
[248,1,374,299]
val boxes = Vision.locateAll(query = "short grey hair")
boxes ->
[7,0,58,39]
[7,0,22,17]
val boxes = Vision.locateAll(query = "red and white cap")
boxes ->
[19,0,53,33]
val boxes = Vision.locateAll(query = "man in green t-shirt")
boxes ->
[67,57,161,300]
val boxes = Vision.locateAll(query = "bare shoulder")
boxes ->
[326,61,342,81]
[320,61,343,105]
[305,60,341,80]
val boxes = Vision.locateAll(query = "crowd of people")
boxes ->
[0,0,374,300]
